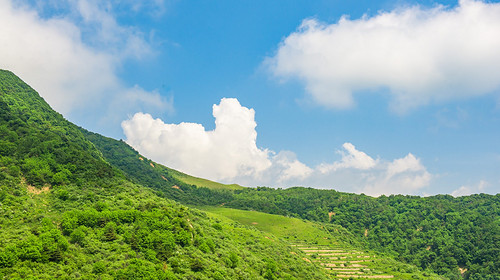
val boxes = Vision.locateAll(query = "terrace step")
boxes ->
[291,242,394,279]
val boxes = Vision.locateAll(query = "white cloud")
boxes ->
[386,153,424,178]
[451,180,488,197]
[122,98,432,195]
[313,144,430,196]
[0,0,171,136]
[122,98,273,182]
[309,149,431,196]
[74,0,153,59]
[121,98,315,185]
[359,154,432,196]
[451,186,471,197]
[318,143,377,173]
[268,0,500,113]
[272,151,313,183]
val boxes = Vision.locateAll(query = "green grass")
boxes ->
[168,169,244,190]
[200,206,355,246]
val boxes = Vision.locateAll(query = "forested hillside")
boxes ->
[0,69,329,279]
[202,206,445,279]
[1,69,498,280]
[224,188,500,279]
[84,130,499,279]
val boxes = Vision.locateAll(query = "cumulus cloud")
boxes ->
[0,0,171,136]
[307,144,431,196]
[359,153,432,196]
[271,151,313,183]
[268,0,500,112]
[386,153,425,178]
[451,180,488,197]
[318,143,377,173]
[122,98,432,195]
[122,98,273,182]
[121,98,314,184]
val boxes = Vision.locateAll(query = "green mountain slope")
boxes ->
[81,117,485,279]
[0,70,115,188]
[82,130,242,191]
[87,135,500,279]
[0,69,329,279]
[2,69,498,279]
[203,187,499,279]
[168,169,243,191]
[202,206,445,279]
[79,87,499,278]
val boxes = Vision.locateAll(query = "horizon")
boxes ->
[1,0,499,197]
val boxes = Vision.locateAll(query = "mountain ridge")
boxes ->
[0,69,331,279]
[1,69,498,279]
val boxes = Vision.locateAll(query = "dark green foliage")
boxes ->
[228,252,239,268]
[197,240,211,254]
[69,226,87,245]
[93,261,106,274]
[212,222,223,231]
[0,69,115,188]
[103,221,118,241]
[263,258,278,280]
[17,235,42,262]
[0,247,18,268]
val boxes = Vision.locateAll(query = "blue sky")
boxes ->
[1,0,499,196]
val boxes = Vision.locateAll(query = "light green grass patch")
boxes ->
[168,169,244,190]
[200,206,343,246]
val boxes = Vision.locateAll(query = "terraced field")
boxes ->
[292,243,395,279]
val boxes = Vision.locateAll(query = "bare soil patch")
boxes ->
[328,212,336,221]
[27,185,50,195]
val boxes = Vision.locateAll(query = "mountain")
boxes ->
[1,69,498,280]
[81,125,499,278]
[217,189,499,279]
[76,132,449,279]
[0,69,329,279]
[83,122,499,278]
[0,70,115,188]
